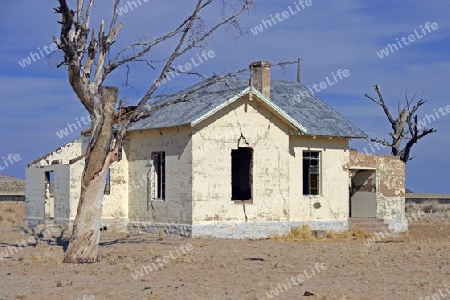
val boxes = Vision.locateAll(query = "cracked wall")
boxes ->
[26,139,82,222]
[126,126,192,224]
[289,136,351,222]
[191,95,291,224]
[26,137,129,227]
[349,151,405,220]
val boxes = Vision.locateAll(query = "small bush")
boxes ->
[349,226,372,238]
[421,203,433,213]
[288,225,313,240]
[415,200,450,214]
[31,253,41,263]
[325,230,334,239]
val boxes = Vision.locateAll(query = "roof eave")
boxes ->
[191,87,308,134]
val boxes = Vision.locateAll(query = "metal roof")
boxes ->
[129,77,367,138]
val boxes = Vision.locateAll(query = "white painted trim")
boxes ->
[190,86,308,134]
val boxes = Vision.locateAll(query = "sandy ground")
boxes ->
[1,205,450,300]
[0,174,25,194]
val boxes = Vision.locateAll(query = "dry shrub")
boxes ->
[347,226,372,239]
[289,225,313,240]
[325,230,334,239]
[0,207,20,226]
[27,244,64,265]
[120,258,135,271]
[405,203,418,213]
[413,200,450,214]
[31,253,41,263]
[272,225,315,241]
[421,203,434,213]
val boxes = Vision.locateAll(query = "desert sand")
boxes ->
[1,202,450,300]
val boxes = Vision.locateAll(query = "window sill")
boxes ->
[232,200,253,204]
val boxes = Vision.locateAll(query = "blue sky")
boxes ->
[1,0,449,193]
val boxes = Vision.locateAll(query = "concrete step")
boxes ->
[350,218,391,234]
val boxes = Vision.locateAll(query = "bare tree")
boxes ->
[364,84,436,163]
[53,0,253,263]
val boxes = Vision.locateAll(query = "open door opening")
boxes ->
[350,169,376,218]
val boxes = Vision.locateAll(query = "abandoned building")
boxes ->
[25,60,407,238]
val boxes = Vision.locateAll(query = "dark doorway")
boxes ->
[231,147,253,200]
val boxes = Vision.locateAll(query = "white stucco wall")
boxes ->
[26,137,130,228]
[26,139,82,222]
[126,126,192,224]
[348,151,405,220]
[289,136,350,222]
[29,138,83,167]
[25,164,71,220]
[191,95,292,225]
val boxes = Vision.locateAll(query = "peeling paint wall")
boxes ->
[26,139,83,222]
[127,126,192,224]
[289,136,350,222]
[26,164,71,220]
[26,137,130,228]
[350,170,377,217]
[28,138,83,167]
[101,153,129,221]
[191,96,291,224]
[349,151,405,220]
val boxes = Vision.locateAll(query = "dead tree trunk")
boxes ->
[365,84,436,163]
[63,86,118,263]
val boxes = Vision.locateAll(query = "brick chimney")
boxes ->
[249,60,272,99]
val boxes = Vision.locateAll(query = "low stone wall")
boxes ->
[0,195,25,201]
[406,193,450,204]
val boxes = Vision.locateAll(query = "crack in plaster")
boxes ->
[242,201,248,222]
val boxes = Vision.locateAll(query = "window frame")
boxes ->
[151,151,166,200]
[302,151,321,196]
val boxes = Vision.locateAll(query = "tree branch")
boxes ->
[367,84,437,163]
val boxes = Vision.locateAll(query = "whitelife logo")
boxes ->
[376,22,439,58]
[250,0,313,35]
[0,154,21,171]
[131,243,193,280]
[266,262,328,298]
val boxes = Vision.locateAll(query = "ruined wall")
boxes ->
[349,151,405,220]
[68,136,129,223]
[26,139,82,222]
[28,138,82,167]
[289,136,350,225]
[350,170,377,217]
[25,164,71,220]
[127,126,192,224]
[26,137,129,228]
[191,95,291,225]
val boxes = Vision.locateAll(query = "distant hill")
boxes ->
[0,173,25,194]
